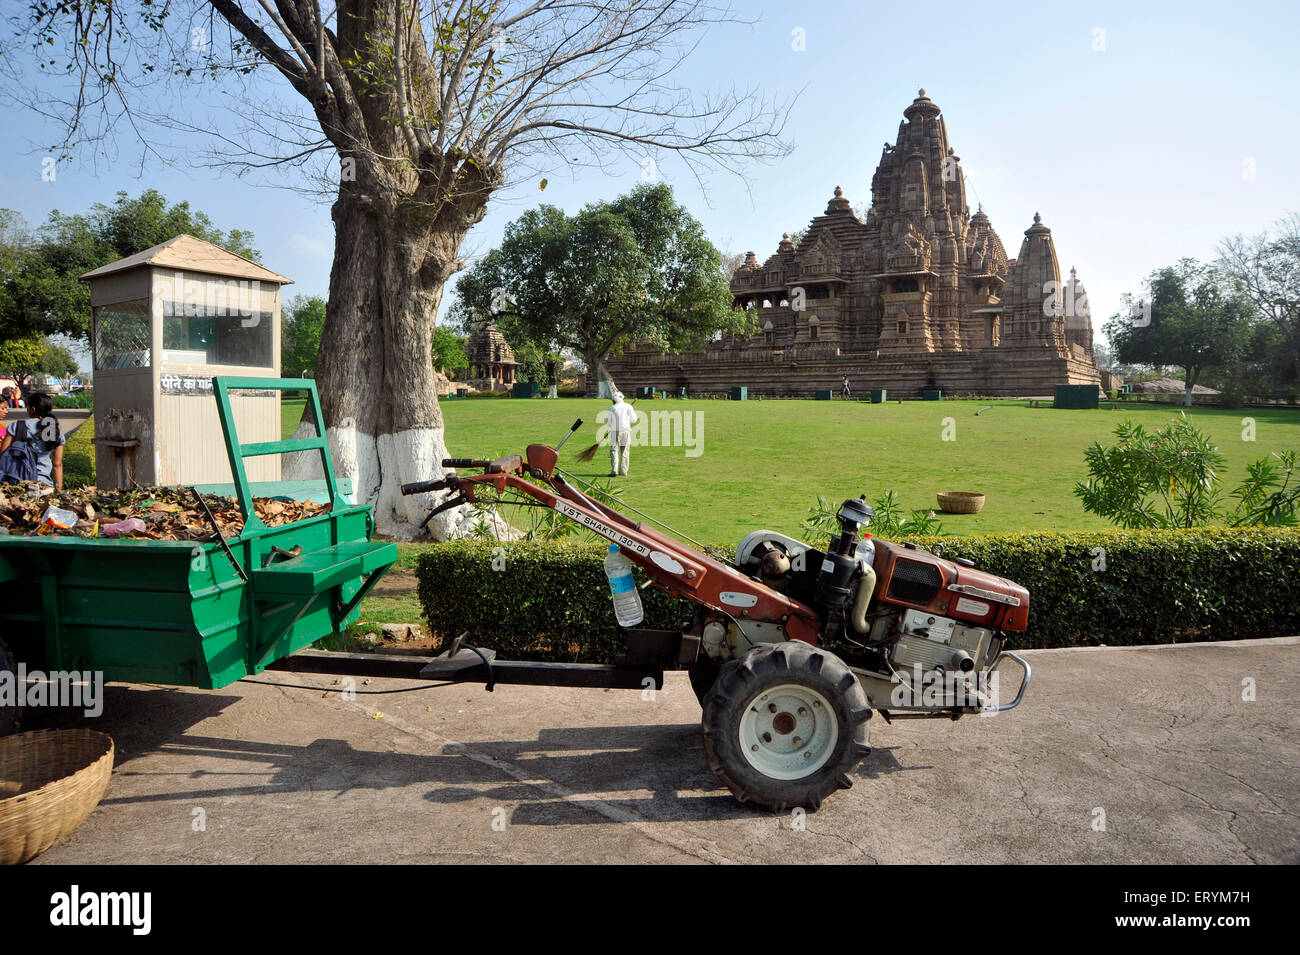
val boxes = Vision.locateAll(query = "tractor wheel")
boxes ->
[702,641,871,812]
[0,636,18,737]
[687,657,721,706]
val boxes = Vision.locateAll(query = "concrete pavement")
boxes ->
[33,637,1300,864]
[0,408,89,436]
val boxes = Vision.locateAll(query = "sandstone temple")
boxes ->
[604,90,1102,397]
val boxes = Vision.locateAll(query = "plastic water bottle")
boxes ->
[854,531,876,568]
[604,544,644,627]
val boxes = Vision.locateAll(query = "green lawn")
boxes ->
[282,397,307,439]
[436,397,1300,542]
[69,395,1300,540]
[54,396,1300,631]
[63,413,95,487]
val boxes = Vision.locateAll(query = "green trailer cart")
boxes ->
[0,377,397,695]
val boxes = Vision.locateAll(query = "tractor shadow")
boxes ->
[48,684,921,827]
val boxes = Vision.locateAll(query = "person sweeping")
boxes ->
[577,390,640,473]
[605,390,639,475]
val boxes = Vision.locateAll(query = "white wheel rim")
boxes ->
[737,683,839,780]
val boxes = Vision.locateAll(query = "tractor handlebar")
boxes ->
[400,479,449,496]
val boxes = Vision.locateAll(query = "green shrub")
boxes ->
[1076,415,1299,528]
[416,528,1300,661]
[1219,382,1246,409]
[52,392,93,409]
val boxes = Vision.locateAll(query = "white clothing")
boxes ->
[610,442,630,475]
[606,400,639,439]
[607,399,638,474]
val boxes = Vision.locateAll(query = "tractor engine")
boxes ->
[734,499,1029,679]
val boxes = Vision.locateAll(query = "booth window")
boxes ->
[162,281,273,367]
[94,300,152,370]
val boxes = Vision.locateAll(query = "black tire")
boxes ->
[0,636,18,737]
[687,657,721,706]
[702,641,871,812]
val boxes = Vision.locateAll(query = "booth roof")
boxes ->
[79,234,293,285]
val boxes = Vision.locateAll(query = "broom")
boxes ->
[577,397,635,463]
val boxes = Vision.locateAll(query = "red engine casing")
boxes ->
[870,541,1029,632]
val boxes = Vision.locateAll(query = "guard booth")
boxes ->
[80,235,291,489]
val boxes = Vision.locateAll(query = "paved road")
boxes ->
[52,409,91,435]
[0,408,89,436]
[34,638,1300,864]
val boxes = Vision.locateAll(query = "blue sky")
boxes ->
[4,0,1298,363]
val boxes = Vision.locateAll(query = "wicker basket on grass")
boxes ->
[0,728,114,865]
[936,491,986,514]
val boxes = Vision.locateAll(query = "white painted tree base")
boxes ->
[281,419,518,541]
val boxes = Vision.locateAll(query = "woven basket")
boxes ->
[936,491,986,514]
[0,729,114,865]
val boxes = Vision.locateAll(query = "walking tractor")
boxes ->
[0,393,1029,815]
[396,417,1032,812]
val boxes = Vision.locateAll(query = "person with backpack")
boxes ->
[0,393,65,489]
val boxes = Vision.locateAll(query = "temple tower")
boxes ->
[999,213,1069,355]
[863,90,988,353]
[1064,266,1093,356]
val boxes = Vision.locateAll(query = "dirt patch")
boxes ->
[358,628,439,655]
[371,565,417,597]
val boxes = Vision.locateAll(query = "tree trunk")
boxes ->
[287,188,507,540]
[585,350,618,397]
[279,2,514,541]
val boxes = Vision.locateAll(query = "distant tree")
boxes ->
[719,250,747,282]
[0,334,47,376]
[431,325,468,378]
[1104,260,1255,407]
[1219,213,1300,392]
[0,190,258,345]
[448,250,561,385]
[453,182,750,393]
[1091,339,1114,372]
[281,295,326,378]
[36,342,79,378]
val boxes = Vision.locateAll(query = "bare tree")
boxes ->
[1218,213,1300,389]
[3,1,790,536]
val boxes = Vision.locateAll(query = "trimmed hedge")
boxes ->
[912,528,1300,648]
[415,528,1300,662]
[416,540,708,662]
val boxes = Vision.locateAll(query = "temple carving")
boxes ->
[605,90,1102,397]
